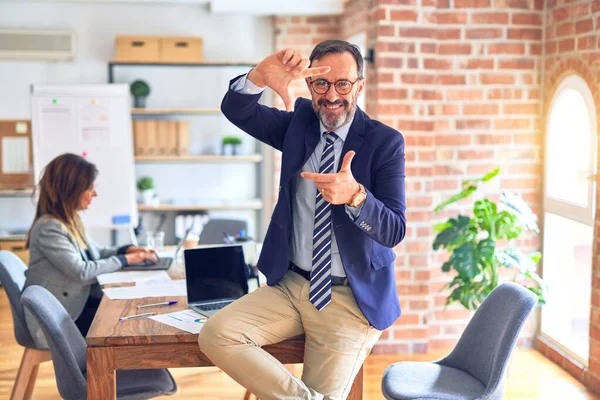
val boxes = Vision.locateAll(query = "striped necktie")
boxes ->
[309,131,338,311]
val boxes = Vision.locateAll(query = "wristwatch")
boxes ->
[347,183,367,208]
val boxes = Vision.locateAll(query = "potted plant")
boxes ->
[136,176,155,205]
[221,136,243,156]
[432,168,547,311]
[130,80,151,108]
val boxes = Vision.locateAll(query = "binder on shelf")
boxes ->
[145,120,158,155]
[156,120,169,155]
[133,120,144,155]
[0,120,34,190]
[167,121,178,155]
[177,121,190,156]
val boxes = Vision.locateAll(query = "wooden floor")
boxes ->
[1,288,598,399]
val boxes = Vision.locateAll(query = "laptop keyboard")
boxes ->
[195,301,233,311]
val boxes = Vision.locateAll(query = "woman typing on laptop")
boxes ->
[24,153,158,343]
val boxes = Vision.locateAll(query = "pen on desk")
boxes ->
[137,301,178,309]
[119,312,156,321]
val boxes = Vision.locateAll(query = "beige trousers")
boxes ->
[198,270,382,400]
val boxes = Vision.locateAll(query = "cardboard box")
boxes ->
[0,120,33,190]
[160,37,203,63]
[115,35,160,62]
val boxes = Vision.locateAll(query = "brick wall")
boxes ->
[536,0,600,393]
[273,0,544,354]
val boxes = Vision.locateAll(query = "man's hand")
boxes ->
[248,48,330,112]
[301,151,360,205]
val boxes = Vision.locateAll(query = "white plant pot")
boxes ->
[140,189,154,205]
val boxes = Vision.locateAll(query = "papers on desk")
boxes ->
[149,310,206,334]
[97,270,171,286]
[102,280,186,300]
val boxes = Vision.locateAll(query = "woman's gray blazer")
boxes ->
[24,215,125,347]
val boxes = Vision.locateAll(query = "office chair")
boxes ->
[382,282,538,400]
[21,285,177,400]
[199,218,248,244]
[0,250,51,400]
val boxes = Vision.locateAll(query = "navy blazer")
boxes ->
[221,76,407,330]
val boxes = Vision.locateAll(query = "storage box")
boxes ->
[0,120,33,190]
[160,36,203,63]
[115,36,160,62]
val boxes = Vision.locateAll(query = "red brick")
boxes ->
[398,27,438,38]
[379,42,416,53]
[398,284,429,295]
[466,28,504,39]
[402,74,435,84]
[380,57,404,68]
[575,19,594,35]
[463,104,500,115]
[455,0,491,8]
[436,135,471,146]
[436,74,466,85]
[498,59,535,69]
[556,22,574,37]
[397,120,436,131]
[420,42,437,54]
[460,59,494,69]
[424,58,453,69]
[286,26,311,35]
[445,89,484,101]
[436,12,468,24]
[414,90,443,100]
[571,2,591,18]
[512,12,542,25]
[390,9,418,21]
[472,12,509,24]
[376,104,415,115]
[409,300,429,311]
[378,88,408,99]
[481,74,516,85]
[553,7,570,22]
[559,38,576,52]
[456,119,490,130]
[577,35,597,50]
[545,41,557,54]
[493,118,531,130]
[377,25,395,37]
[458,150,495,160]
[499,0,536,9]
[394,328,429,340]
[507,28,542,40]
[438,44,472,55]
[475,134,512,145]
[432,179,460,190]
[437,29,462,40]
[530,43,542,55]
[500,178,539,189]
[508,163,541,174]
[488,44,526,54]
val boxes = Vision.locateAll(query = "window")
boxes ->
[541,74,597,363]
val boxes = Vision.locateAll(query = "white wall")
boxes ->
[0,1,273,242]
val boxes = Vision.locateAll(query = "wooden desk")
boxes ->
[86,263,364,399]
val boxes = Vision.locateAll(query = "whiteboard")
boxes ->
[31,84,138,229]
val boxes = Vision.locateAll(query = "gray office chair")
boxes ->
[199,218,248,244]
[382,282,538,400]
[21,285,177,400]
[0,250,51,400]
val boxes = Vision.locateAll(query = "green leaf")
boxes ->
[481,168,500,182]
[500,191,539,232]
[433,221,452,233]
[496,248,536,274]
[473,199,497,233]
[432,215,476,250]
[434,186,477,212]
[494,211,521,240]
[477,238,496,267]
[528,252,542,264]
[446,243,480,279]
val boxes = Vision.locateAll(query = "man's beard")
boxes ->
[312,96,356,131]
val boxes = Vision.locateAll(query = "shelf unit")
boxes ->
[110,60,271,241]
[131,108,221,115]
[0,188,34,197]
[135,154,263,163]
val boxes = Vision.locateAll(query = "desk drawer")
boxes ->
[0,240,29,265]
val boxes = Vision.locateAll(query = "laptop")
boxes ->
[121,225,193,271]
[184,244,249,317]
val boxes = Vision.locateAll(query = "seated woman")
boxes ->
[24,153,157,341]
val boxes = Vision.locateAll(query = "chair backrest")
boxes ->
[21,285,87,400]
[199,218,248,244]
[439,282,537,396]
[0,251,35,348]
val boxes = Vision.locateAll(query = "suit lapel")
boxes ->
[303,118,321,167]
[338,108,365,172]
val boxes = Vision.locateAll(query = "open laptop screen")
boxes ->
[184,245,249,304]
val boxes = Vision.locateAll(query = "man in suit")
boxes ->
[198,40,406,400]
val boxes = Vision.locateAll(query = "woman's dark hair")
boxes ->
[26,153,98,248]
[309,40,364,78]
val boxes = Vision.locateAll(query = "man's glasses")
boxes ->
[309,78,362,95]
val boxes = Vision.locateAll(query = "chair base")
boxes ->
[10,347,52,400]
